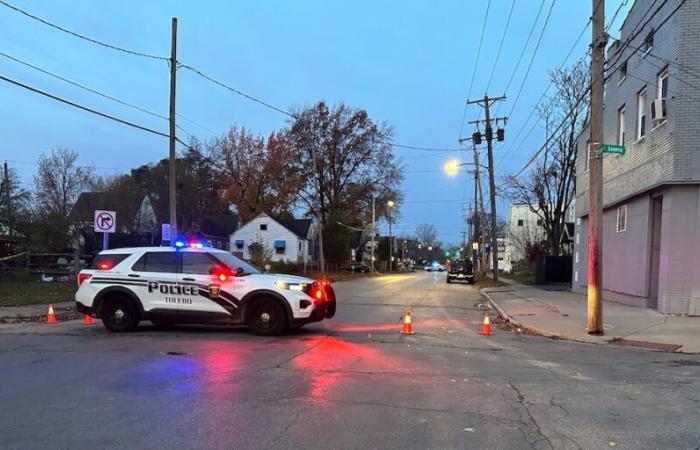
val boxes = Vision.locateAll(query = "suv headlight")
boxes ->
[275,281,307,291]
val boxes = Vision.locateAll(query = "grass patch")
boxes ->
[473,272,508,289]
[0,281,76,307]
[508,268,537,285]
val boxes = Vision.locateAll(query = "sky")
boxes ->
[0,0,631,245]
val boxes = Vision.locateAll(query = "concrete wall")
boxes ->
[574,186,700,315]
[573,194,652,309]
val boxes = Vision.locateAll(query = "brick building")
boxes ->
[573,0,700,315]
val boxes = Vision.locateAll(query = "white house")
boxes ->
[229,213,316,263]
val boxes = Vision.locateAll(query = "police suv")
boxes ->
[75,243,336,335]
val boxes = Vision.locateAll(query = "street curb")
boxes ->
[0,304,79,324]
[480,290,561,339]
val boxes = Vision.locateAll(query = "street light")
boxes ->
[387,200,395,272]
[443,159,489,176]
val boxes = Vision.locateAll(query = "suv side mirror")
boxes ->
[235,267,245,277]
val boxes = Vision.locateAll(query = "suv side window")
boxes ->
[132,252,179,273]
[182,252,218,275]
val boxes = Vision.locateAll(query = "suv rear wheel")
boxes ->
[247,298,287,336]
[100,295,139,332]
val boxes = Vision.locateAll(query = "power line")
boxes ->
[458,0,491,141]
[0,0,169,61]
[1,1,464,153]
[497,0,546,109]
[485,0,516,92]
[0,50,197,140]
[0,73,170,138]
[506,0,557,118]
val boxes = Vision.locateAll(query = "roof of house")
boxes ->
[561,223,575,242]
[198,214,240,238]
[68,192,147,226]
[277,218,313,240]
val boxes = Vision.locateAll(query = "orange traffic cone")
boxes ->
[479,312,492,335]
[400,310,415,335]
[45,304,57,324]
[83,314,95,325]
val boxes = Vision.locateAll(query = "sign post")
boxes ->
[161,223,171,245]
[94,210,116,251]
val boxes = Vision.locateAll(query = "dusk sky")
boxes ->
[0,0,630,244]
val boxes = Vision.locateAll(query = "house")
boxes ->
[68,192,159,252]
[504,204,547,267]
[573,0,700,315]
[185,214,240,250]
[69,192,158,234]
[229,213,316,263]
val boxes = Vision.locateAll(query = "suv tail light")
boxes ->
[77,272,92,287]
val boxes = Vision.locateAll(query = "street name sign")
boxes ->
[94,210,116,233]
[601,144,625,155]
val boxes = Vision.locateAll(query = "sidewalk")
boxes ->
[0,301,77,323]
[482,279,700,353]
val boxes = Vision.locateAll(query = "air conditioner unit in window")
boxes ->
[651,98,667,121]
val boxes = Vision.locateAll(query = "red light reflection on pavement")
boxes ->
[291,337,418,404]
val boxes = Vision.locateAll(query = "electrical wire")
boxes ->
[0,50,197,140]
[0,0,169,61]
[485,0,516,93]
[457,0,491,141]
[506,0,557,118]
[0,73,170,138]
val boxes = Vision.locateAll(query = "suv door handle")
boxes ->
[182,277,195,281]
[128,274,140,278]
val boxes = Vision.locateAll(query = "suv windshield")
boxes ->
[211,252,261,275]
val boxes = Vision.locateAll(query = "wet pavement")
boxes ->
[1,272,699,449]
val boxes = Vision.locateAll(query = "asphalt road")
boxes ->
[1,272,699,450]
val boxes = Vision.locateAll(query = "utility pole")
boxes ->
[2,161,10,237]
[371,196,376,272]
[588,0,605,335]
[388,208,393,272]
[311,147,325,275]
[168,17,178,243]
[468,94,507,283]
[472,144,482,273]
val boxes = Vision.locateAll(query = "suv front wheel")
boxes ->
[247,298,287,336]
[100,295,140,332]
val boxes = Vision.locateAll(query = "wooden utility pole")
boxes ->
[2,161,10,236]
[168,17,178,242]
[468,95,506,282]
[587,0,605,334]
[311,147,325,275]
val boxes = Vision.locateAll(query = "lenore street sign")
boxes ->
[601,144,626,155]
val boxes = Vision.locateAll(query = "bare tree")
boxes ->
[503,60,589,256]
[34,148,95,220]
[415,224,437,246]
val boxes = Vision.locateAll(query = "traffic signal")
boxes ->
[445,251,450,257]
[497,128,505,141]
[472,132,482,145]
[485,127,493,141]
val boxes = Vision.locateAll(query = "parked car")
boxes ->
[446,259,474,284]
[343,262,371,273]
[423,265,433,272]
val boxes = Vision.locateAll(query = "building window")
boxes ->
[637,88,647,139]
[274,240,286,255]
[235,239,244,249]
[657,67,668,99]
[517,219,524,226]
[642,29,654,55]
[536,219,543,226]
[619,60,627,83]
[617,106,626,145]
[260,223,267,231]
[617,205,627,232]
[298,241,302,252]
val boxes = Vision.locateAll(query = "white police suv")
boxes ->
[75,243,336,335]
